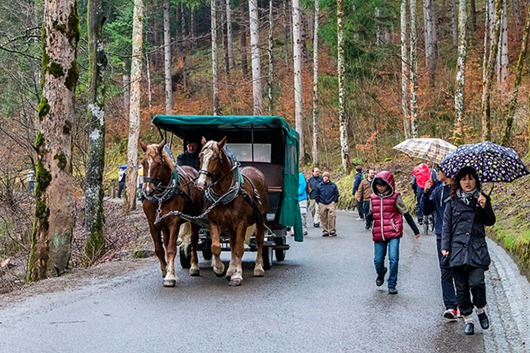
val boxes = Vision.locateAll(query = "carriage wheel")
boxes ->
[274,236,286,262]
[179,245,192,269]
[262,246,273,270]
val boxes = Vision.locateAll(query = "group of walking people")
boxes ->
[299,168,339,237]
[301,163,496,336]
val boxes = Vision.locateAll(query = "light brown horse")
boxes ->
[196,136,269,286]
[140,140,203,286]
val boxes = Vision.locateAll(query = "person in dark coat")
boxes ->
[441,166,496,336]
[422,166,459,320]
[315,171,339,237]
[307,167,323,227]
[177,141,200,170]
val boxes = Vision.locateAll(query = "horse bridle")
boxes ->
[142,146,187,203]
[198,146,225,182]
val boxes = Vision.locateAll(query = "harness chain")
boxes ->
[154,148,264,226]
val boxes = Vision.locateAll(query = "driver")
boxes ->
[177,140,200,170]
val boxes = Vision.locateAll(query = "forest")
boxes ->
[1,0,530,290]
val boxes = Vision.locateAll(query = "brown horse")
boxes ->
[140,140,203,286]
[196,136,269,286]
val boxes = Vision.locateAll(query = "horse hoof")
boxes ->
[229,278,242,286]
[215,270,225,277]
[163,279,176,287]
[253,269,265,277]
[189,268,200,276]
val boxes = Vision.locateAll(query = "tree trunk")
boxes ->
[283,0,292,69]
[191,8,196,49]
[122,66,130,118]
[211,0,220,115]
[84,0,107,264]
[337,0,350,172]
[145,53,153,119]
[299,9,308,63]
[482,0,503,142]
[226,0,234,72]
[312,0,319,164]
[470,0,476,31]
[240,17,248,77]
[454,0,467,145]
[181,2,188,92]
[376,7,383,44]
[125,0,144,212]
[293,0,305,159]
[163,0,173,113]
[512,0,521,42]
[498,0,508,85]
[401,0,410,138]
[221,6,229,75]
[267,0,274,115]
[488,0,494,38]
[502,0,530,145]
[482,1,490,82]
[249,0,263,115]
[423,0,437,87]
[27,0,79,282]
[451,0,458,48]
[410,0,419,138]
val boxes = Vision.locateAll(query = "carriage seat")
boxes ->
[240,162,283,193]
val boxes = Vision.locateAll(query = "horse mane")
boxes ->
[161,147,176,173]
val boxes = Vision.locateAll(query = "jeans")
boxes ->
[436,237,458,310]
[374,238,400,288]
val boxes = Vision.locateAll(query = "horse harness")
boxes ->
[142,146,200,225]
[153,144,264,226]
[202,154,264,226]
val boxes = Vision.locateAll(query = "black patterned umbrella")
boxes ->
[440,141,529,182]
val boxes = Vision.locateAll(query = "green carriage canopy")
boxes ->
[151,115,303,242]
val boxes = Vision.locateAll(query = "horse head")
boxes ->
[139,140,174,196]
[197,136,228,190]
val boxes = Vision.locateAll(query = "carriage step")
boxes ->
[273,245,290,250]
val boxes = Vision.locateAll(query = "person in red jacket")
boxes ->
[366,171,421,294]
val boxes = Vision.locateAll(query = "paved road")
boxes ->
[0,211,528,353]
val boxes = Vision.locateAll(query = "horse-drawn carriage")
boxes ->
[141,115,303,286]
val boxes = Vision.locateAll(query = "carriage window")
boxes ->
[226,143,271,163]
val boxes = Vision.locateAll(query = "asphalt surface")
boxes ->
[0,210,528,353]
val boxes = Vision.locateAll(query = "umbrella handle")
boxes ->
[488,183,494,196]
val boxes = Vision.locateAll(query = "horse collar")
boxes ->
[205,156,243,205]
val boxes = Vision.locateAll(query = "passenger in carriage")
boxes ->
[177,140,200,170]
